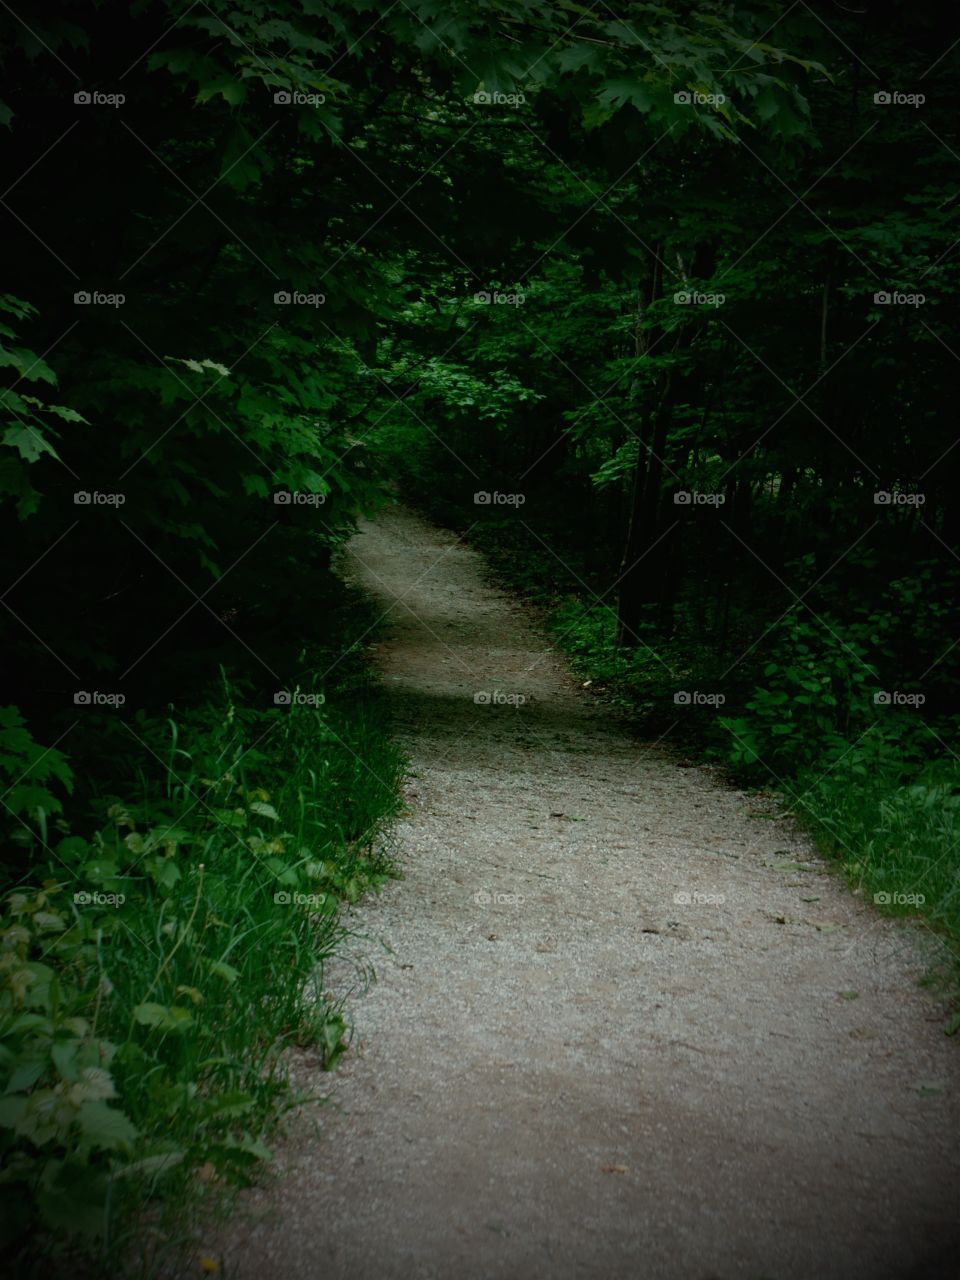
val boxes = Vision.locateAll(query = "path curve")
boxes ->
[221,504,958,1280]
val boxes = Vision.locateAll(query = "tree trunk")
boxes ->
[616,370,675,646]
[616,240,716,647]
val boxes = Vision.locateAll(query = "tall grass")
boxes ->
[791,757,960,997]
[0,655,404,1275]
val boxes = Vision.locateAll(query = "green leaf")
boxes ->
[76,1099,138,1149]
[70,1067,116,1102]
[133,1002,194,1032]
[5,1055,47,1092]
[209,959,239,984]
[52,1040,80,1083]
[2,424,60,464]
[596,78,653,113]
[0,1095,28,1127]
[196,78,247,106]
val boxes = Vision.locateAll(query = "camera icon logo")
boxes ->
[274,490,292,504]
[873,691,891,705]
[673,891,692,905]
[274,291,291,304]
[873,491,892,505]
[74,291,91,305]
[74,91,91,105]
[874,91,891,105]
[274,91,292,105]
[674,91,692,104]
[473,91,491,104]
[473,491,491,504]
[673,291,691,305]
[274,890,291,904]
[274,691,292,705]
[74,890,92,904]
[674,490,692,504]
[873,891,891,904]
[74,691,91,705]
[474,889,492,904]
[473,691,491,704]
[873,291,891,305]
[473,291,491,304]
[73,491,92,504]
[673,691,691,705]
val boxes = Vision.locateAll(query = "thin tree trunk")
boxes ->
[616,367,675,645]
[616,240,716,646]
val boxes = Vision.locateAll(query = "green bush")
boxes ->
[0,672,403,1275]
[717,611,880,777]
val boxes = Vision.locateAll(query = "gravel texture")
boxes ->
[212,503,959,1280]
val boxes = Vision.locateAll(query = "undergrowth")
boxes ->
[0,607,404,1276]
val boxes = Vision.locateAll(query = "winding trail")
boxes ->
[221,505,958,1280]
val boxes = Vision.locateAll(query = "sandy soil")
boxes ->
[213,503,959,1280]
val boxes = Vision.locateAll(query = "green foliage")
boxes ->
[0,661,402,1273]
[792,755,960,972]
[718,611,879,776]
[0,880,143,1249]
[0,707,73,834]
[0,297,85,518]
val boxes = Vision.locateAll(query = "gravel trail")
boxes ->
[218,503,959,1280]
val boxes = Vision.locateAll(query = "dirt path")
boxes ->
[219,504,958,1280]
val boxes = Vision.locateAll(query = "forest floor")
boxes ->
[211,504,959,1280]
